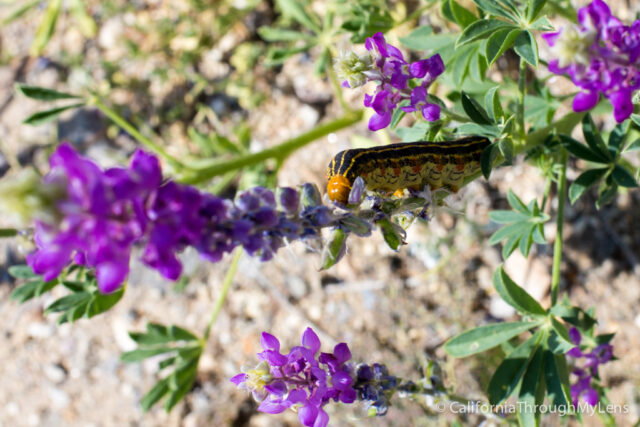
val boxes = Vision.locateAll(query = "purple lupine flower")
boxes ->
[231,327,356,427]
[565,327,614,406]
[335,32,445,131]
[543,0,640,122]
[27,144,159,293]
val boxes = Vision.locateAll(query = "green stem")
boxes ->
[540,176,552,212]
[0,228,18,238]
[91,97,186,170]
[517,57,527,142]
[203,248,242,342]
[178,110,363,185]
[550,149,567,305]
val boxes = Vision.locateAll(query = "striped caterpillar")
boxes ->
[326,136,490,204]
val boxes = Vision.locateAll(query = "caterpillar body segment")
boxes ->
[326,136,491,204]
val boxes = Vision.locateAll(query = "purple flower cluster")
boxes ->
[26,144,336,293]
[543,0,640,122]
[566,327,613,406]
[337,32,445,131]
[231,328,356,427]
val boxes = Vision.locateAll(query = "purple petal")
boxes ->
[572,90,599,112]
[582,387,599,406]
[331,371,353,390]
[313,409,330,427]
[368,111,392,131]
[258,398,289,414]
[333,343,351,364]
[285,389,307,405]
[568,327,582,345]
[265,380,287,396]
[261,332,280,352]
[230,373,247,386]
[609,89,633,122]
[541,31,561,46]
[96,260,129,293]
[302,328,321,353]
[421,103,441,121]
[567,347,583,358]
[347,177,365,205]
[298,402,319,427]
[410,86,427,105]
[339,388,357,404]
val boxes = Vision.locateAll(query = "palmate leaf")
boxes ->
[122,322,203,412]
[489,190,548,258]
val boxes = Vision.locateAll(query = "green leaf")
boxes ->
[494,267,546,315]
[399,25,434,49]
[456,19,513,47]
[568,167,608,204]
[23,103,86,126]
[484,86,504,122]
[608,122,628,155]
[45,292,92,313]
[518,346,544,427]
[461,91,493,125]
[140,378,170,412]
[513,30,538,66]
[529,15,554,31]
[489,210,530,223]
[582,114,611,161]
[488,330,542,405]
[87,287,125,318]
[452,45,474,84]
[257,27,313,42]
[630,114,640,127]
[2,0,40,25]
[30,0,63,56]
[473,0,520,21]
[320,228,347,270]
[559,134,609,163]
[16,84,81,102]
[507,189,528,213]
[10,278,59,303]
[485,27,520,65]
[596,182,618,208]
[526,0,548,21]
[120,347,175,363]
[275,0,320,33]
[377,218,405,251]
[480,143,499,179]
[444,321,541,357]
[442,0,478,28]
[624,138,640,152]
[396,122,429,142]
[611,165,638,187]
[8,264,36,279]
[543,351,572,407]
[498,138,514,163]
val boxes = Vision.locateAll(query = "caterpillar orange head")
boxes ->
[327,175,352,205]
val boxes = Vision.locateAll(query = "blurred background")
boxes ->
[0,0,639,425]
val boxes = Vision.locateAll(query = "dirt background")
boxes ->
[0,1,639,426]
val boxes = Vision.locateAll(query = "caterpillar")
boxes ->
[326,136,491,204]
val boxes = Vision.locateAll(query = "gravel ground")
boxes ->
[1,2,639,426]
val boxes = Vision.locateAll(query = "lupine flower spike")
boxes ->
[335,32,445,131]
[543,0,640,122]
[566,327,613,406]
[24,144,427,293]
